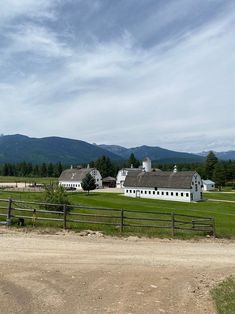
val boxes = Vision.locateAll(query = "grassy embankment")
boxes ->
[211,278,235,314]
[0,189,234,238]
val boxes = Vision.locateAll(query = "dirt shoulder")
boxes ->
[0,228,234,314]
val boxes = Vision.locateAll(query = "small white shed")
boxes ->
[202,179,215,191]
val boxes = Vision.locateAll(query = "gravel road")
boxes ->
[0,228,234,314]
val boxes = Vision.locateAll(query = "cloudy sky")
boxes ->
[0,0,235,152]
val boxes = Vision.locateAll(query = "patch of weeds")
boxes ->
[211,277,235,314]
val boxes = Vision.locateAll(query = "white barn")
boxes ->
[116,157,153,188]
[116,167,142,188]
[59,166,102,191]
[124,170,203,202]
[202,179,215,191]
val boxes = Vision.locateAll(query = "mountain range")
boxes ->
[0,134,234,164]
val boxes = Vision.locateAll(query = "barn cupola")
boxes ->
[173,165,178,173]
[142,157,152,172]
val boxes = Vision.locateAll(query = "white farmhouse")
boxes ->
[202,179,215,191]
[124,167,203,202]
[59,166,102,190]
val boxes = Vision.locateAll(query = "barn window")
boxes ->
[176,192,178,196]
[186,193,189,197]
[153,191,155,195]
[166,192,169,195]
[145,191,147,194]
[149,191,151,194]
[162,192,164,195]
[181,193,184,197]
[171,192,173,196]
[157,191,159,195]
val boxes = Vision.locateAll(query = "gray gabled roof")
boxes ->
[59,168,96,182]
[202,179,215,184]
[102,176,116,182]
[124,171,197,189]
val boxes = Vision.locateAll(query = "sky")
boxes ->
[0,0,235,153]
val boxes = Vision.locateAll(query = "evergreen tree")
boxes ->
[127,153,140,168]
[53,162,63,177]
[213,162,226,190]
[47,163,54,177]
[205,151,218,179]
[40,163,47,177]
[81,173,96,194]
[33,165,40,176]
[94,156,115,177]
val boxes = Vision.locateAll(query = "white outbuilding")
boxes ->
[59,166,102,190]
[116,167,142,188]
[116,157,152,188]
[202,179,215,191]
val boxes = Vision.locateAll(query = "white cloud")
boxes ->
[0,1,235,152]
[0,0,58,23]
[6,23,72,58]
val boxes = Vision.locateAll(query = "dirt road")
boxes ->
[0,229,234,314]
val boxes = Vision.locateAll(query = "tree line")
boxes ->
[0,152,234,188]
[0,162,65,177]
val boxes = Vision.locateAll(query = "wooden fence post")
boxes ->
[171,212,175,237]
[120,209,124,233]
[7,198,12,226]
[63,204,67,230]
[211,218,216,237]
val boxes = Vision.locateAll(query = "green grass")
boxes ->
[0,176,57,184]
[1,190,234,238]
[211,278,235,314]
[204,192,235,202]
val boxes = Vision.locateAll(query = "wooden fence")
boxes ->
[0,198,216,236]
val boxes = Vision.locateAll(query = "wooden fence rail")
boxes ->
[0,198,216,236]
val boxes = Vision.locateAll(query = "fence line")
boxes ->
[0,198,216,236]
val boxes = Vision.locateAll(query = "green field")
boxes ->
[204,192,235,202]
[0,190,234,238]
[0,176,58,184]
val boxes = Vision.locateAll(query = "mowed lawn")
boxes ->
[0,190,234,238]
[204,192,235,202]
[0,176,57,184]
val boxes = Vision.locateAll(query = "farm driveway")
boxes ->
[0,229,234,314]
